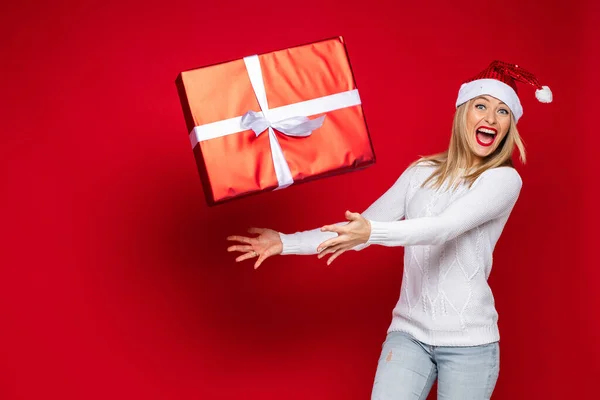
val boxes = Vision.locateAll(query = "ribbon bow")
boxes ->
[240,111,325,137]
[240,55,329,189]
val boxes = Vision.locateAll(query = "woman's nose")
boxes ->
[485,110,496,125]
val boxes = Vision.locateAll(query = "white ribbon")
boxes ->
[189,54,362,189]
[240,111,325,138]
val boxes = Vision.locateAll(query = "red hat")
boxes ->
[455,60,552,122]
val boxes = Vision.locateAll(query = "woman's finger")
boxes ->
[345,210,361,220]
[318,243,346,259]
[320,224,344,234]
[318,233,354,253]
[317,238,336,253]
[317,246,335,259]
[327,249,346,265]
[236,251,258,262]
[254,248,273,269]
[227,244,253,253]
[226,235,253,245]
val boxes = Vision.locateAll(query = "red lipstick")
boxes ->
[475,126,497,147]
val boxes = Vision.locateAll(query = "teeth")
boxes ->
[477,128,496,135]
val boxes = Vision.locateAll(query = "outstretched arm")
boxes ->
[227,164,421,268]
[318,167,522,257]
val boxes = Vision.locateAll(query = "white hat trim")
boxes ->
[455,78,523,122]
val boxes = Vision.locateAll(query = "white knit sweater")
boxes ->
[279,162,523,346]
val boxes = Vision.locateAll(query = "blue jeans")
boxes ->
[371,331,500,400]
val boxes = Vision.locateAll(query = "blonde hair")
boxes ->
[409,99,527,191]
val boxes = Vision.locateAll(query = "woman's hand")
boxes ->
[317,211,371,265]
[227,227,283,269]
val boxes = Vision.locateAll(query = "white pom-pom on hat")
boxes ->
[535,85,553,103]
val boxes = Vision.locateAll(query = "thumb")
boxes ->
[345,210,360,221]
[254,249,271,269]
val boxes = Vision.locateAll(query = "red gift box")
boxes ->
[175,36,375,206]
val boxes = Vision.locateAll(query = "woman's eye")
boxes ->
[498,109,509,115]
[476,104,485,110]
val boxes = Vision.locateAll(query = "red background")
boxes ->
[1,0,598,399]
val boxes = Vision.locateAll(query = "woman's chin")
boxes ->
[468,149,490,162]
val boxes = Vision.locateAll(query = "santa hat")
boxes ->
[455,60,552,122]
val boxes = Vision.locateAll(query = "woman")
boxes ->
[227,60,551,400]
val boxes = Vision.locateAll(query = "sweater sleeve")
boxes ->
[279,165,418,255]
[366,167,522,247]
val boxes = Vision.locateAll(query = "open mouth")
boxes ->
[476,127,497,147]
